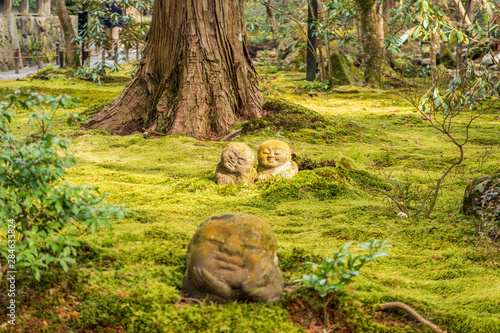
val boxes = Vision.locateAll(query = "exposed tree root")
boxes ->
[378,302,446,333]
[383,72,418,87]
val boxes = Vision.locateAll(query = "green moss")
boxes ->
[329,51,363,86]
[2,69,500,332]
[242,98,327,133]
[438,47,456,68]
[240,98,362,144]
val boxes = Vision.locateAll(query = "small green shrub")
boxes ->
[0,89,132,282]
[294,239,391,325]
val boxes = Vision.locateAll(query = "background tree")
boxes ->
[264,0,280,49]
[353,0,383,87]
[86,0,263,140]
[56,0,79,68]
[306,0,318,81]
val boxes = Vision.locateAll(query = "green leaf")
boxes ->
[484,12,490,24]
[60,260,68,272]
[34,268,41,281]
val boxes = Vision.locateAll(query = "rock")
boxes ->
[463,173,500,218]
[182,214,284,302]
[329,51,363,86]
[399,28,413,44]
[215,142,257,185]
[277,23,307,71]
[482,52,500,67]
[0,16,78,72]
[421,58,431,65]
[257,140,298,180]
[437,47,455,68]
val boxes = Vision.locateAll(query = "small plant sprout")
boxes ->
[294,239,391,325]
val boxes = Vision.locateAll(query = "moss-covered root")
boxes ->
[378,302,446,333]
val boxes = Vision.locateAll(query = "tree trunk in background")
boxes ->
[354,0,383,87]
[4,0,12,13]
[465,0,474,24]
[306,0,318,81]
[430,32,437,84]
[453,0,472,26]
[264,0,280,49]
[482,0,493,18]
[355,12,363,55]
[21,0,29,15]
[378,2,384,47]
[56,0,79,69]
[38,0,51,16]
[86,0,263,140]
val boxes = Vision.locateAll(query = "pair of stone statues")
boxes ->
[215,140,299,185]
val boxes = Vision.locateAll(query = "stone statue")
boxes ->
[257,140,298,180]
[182,214,284,303]
[215,142,257,185]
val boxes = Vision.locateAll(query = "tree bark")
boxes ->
[354,0,383,87]
[264,0,280,49]
[56,0,79,69]
[306,0,318,81]
[86,0,264,140]
[430,32,437,84]
[453,0,472,26]
[5,0,12,13]
[378,2,384,47]
[481,0,493,18]
[38,0,51,16]
[21,0,29,15]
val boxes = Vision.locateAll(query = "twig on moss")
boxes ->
[177,298,203,308]
[364,188,405,212]
[378,302,446,333]
[221,129,242,141]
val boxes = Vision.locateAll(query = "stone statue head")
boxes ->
[258,140,292,170]
[221,142,255,175]
[182,214,283,302]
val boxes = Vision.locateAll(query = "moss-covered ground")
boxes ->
[1,65,499,332]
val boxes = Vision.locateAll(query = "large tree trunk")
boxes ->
[264,0,280,49]
[306,0,318,81]
[56,0,79,69]
[354,0,383,87]
[86,0,264,140]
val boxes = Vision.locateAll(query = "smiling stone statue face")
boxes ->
[215,142,257,185]
[258,140,291,169]
[257,140,298,180]
[182,214,283,302]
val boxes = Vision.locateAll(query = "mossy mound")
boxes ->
[240,98,362,144]
[329,51,364,86]
[242,98,326,133]
[438,47,456,68]
[292,154,337,170]
[256,166,389,204]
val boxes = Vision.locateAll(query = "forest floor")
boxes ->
[0,63,499,332]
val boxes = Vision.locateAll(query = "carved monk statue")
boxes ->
[182,214,284,303]
[215,142,257,185]
[257,140,298,180]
